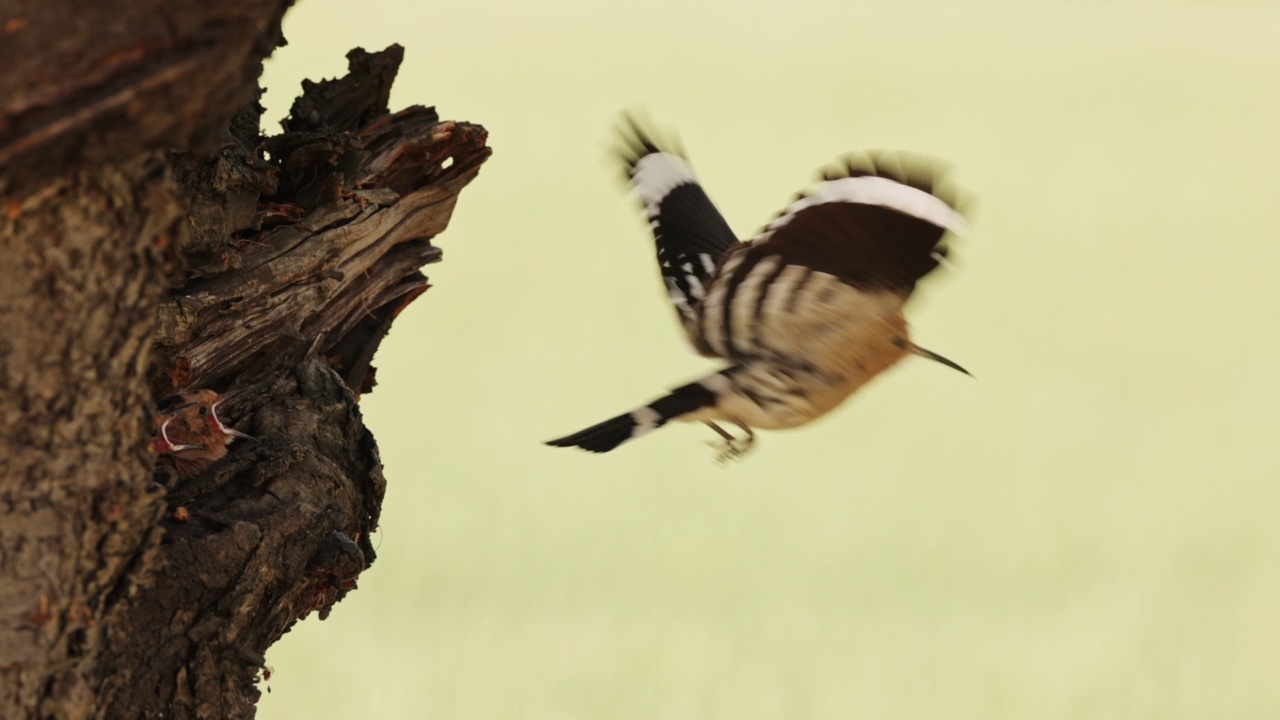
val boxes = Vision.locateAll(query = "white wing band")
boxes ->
[632,153,698,218]
[762,175,967,239]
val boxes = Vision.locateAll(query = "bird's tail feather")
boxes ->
[546,373,728,453]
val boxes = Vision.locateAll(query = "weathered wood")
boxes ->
[156,106,488,392]
[103,49,489,717]
[0,4,489,717]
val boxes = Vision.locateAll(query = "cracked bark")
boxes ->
[0,3,489,718]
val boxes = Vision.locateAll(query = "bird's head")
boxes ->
[178,389,255,441]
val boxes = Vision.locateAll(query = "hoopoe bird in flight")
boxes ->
[150,389,252,481]
[547,117,971,460]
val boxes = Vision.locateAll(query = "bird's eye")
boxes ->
[198,407,208,415]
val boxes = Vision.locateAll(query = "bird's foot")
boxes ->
[707,437,754,465]
[703,421,756,465]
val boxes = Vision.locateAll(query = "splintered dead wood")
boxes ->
[145,42,489,633]
[102,45,487,719]
[157,54,490,394]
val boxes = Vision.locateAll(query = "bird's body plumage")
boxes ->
[548,117,969,457]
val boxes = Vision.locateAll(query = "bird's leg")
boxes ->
[704,421,756,464]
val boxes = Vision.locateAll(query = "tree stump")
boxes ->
[0,3,489,716]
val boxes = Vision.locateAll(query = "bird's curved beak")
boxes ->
[156,418,199,453]
[210,399,256,441]
[911,345,972,377]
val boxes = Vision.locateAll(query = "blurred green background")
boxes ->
[255,1,1280,718]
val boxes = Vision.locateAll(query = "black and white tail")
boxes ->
[545,371,730,453]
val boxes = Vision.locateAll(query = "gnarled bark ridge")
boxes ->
[0,5,489,717]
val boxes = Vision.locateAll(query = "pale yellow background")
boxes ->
[255,1,1280,718]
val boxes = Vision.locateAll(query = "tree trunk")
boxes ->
[0,3,489,718]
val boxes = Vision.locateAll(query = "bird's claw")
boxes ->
[703,420,756,465]
[706,437,754,465]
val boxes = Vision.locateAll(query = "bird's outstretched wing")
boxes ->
[686,151,968,362]
[618,117,741,341]
[751,151,966,294]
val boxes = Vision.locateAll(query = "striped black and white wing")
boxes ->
[688,151,967,362]
[619,119,741,341]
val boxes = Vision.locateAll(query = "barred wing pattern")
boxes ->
[618,120,741,342]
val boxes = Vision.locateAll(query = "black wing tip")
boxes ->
[615,109,686,176]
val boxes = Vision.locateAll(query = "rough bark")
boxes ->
[0,154,183,719]
[0,3,489,718]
